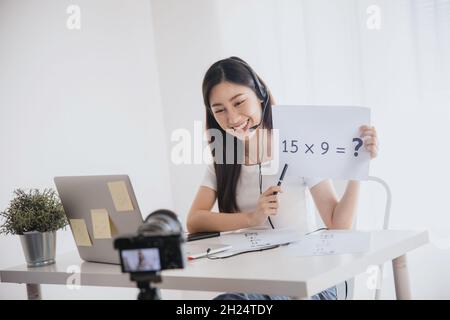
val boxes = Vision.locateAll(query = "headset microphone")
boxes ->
[248,95,269,133]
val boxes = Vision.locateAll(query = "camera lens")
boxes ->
[138,209,182,235]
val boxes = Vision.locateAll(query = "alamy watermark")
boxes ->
[66,264,81,290]
[170,121,279,174]
[366,5,382,30]
[365,265,383,290]
[66,5,81,30]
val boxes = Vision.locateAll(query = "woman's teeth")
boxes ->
[234,119,249,131]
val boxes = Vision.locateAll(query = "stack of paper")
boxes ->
[211,228,305,258]
[284,230,371,257]
[211,228,371,258]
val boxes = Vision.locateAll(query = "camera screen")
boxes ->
[120,248,161,272]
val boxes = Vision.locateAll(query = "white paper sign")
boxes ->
[271,105,371,180]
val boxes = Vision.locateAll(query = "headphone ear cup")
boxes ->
[259,85,268,103]
[256,81,269,108]
[254,79,267,102]
[228,57,268,102]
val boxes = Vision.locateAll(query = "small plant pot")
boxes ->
[19,231,56,267]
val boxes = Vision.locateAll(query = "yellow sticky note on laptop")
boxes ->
[69,219,92,247]
[107,181,134,212]
[91,209,112,239]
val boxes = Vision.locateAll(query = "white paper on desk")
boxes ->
[271,105,371,180]
[212,228,305,257]
[284,231,371,257]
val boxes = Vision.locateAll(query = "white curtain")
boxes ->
[152,0,450,299]
[216,0,450,299]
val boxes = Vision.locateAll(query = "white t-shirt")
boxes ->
[201,161,325,233]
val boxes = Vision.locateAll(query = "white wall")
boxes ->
[0,0,173,299]
[149,0,224,226]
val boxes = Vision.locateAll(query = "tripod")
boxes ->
[130,272,162,300]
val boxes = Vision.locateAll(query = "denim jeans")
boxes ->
[213,286,337,300]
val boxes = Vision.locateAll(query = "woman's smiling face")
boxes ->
[209,81,263,140]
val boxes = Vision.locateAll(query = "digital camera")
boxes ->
[114,209,186,274]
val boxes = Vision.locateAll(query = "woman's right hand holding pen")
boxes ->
[247,186,283,227]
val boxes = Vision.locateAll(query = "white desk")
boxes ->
[0,230,428,300]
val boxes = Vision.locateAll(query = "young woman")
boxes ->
[187,57,378,300]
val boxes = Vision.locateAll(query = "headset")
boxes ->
[228,56,270,132]
[207,57,270,132]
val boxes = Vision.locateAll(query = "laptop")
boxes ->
[54,175,143,264]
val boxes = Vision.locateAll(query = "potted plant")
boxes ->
[0,188,68,267]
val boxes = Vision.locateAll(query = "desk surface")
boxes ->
[0,230,429,298]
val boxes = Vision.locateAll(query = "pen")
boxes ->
[187,245,232,260]
[187,231,220,242]
[274,163,288,195]
[268,163,289,229]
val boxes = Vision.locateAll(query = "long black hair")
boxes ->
[202,57,275,213]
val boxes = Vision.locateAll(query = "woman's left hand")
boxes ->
[359,125,378,159]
